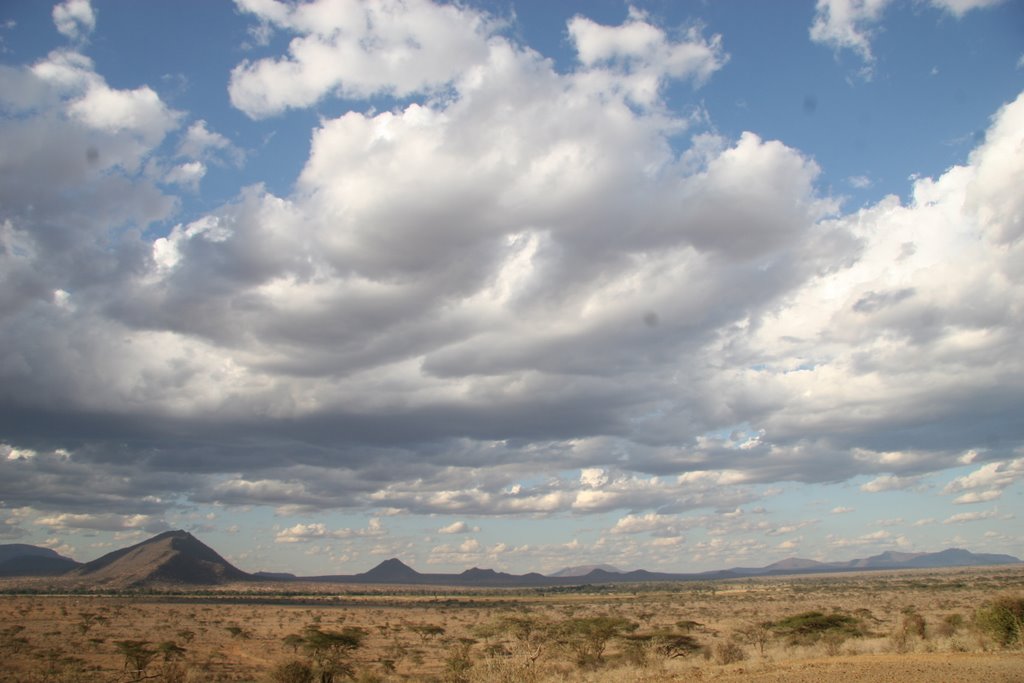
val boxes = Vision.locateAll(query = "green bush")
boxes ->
[769,611,864,646]
[976,596,1024,648]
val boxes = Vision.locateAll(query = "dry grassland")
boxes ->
[1,565,1022,682]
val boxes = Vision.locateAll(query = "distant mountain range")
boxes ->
[0,531,1018,588]
[549,564,624,577]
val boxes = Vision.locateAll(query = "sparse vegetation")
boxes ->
[769,610,865,646]
[975,595,1024,648]
[553,614,637,666]
[711,639,747,664]
[0,565,1022,681]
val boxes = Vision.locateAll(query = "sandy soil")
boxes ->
[705,652,1024,682]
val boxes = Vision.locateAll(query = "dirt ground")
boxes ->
[705,652,1024,682]
[0,565,1021,682]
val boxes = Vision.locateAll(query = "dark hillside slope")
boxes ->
[67,530,249,587]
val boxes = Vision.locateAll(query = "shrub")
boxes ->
[712,640,746,665]
[157,641,186,661]
[821,632,845,656]
[936,613,964,637]
[900,608,927,639]
[443,638,476,683]
[675,620,702,633]
[225,625,250,639]
[270,659,315,683]
[160,661,189,683]
[976,596,1024,648]
[769,611,864,646]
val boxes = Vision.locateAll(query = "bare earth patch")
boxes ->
[707,653,1024,682]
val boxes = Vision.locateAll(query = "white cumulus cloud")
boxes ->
[53,0,95,41]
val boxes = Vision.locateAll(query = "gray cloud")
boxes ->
[0,3,1021,533]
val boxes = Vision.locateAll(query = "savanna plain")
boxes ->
[2,565,1023,683]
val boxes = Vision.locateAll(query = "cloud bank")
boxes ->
[0,1,1021,559]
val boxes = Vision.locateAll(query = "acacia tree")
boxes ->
[157,641,186,661]
[300,625,366,683]
[114,640,157,682]
[77,612,98,635]
[409,623,445,644]
[497,614,552,662]
[555,615,638,667]
[282,633,305,654]
[736,621,772,655]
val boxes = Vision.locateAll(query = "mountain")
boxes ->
[358,558,423,583]
[66,530,250,588]
[0,544,80,576]
[747,548,1020,575]
[299,546,1019,587]
[851,548,1020,569]
[763,558,827,572]
[4,531,1017,589]
[253,571,296,580]
[550,563,623,577]
[0,544,65,564]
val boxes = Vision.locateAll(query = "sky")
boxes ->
[0,0,1022,576]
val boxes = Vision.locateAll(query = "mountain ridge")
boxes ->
[550,563,624,577]
[301,545,1019,587]
[2,534,1019,588]
[0,544,81,577]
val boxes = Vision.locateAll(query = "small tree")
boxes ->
[301,625,366,683]
[77,612,98,635]
[555,615,638,667]
[157,641,186,661]
[656,633,703,659]
[410,623,445,644]
[283,633,306,654]
[443,638,476,683]
[114,640,157,682]
[736,622,772,656]
[498,614,552,662]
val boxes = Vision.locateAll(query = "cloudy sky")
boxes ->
[1,0,1022,575]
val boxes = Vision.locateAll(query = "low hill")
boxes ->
[550,563,623,577]
[866,548,1019,569]
[66,530,250,588]
[0,544,80,576]
[764,558,827,572]
[358,558,423,583]
[252,571,296,581]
